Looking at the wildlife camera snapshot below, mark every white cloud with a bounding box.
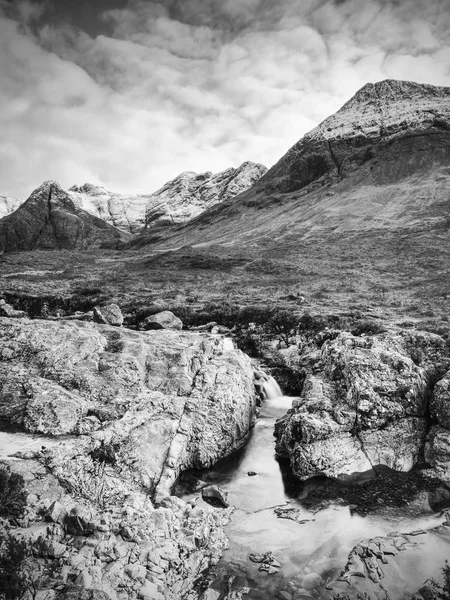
[0,0,449,199]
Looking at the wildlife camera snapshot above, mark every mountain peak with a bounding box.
[346,79,450,107]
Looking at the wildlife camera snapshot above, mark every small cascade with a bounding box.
[262,376,283,400]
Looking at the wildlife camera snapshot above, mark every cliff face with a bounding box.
[144,161,267,228]
[0,180,126,252]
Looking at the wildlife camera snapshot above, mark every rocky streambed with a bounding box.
[1,316,450,600]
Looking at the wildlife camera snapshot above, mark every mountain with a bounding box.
[156,80,450,248]
[143,161,267,228]
[0,194,21,219]
[68,183,151,234]
[0,180,127,252]
[67,161,266,234]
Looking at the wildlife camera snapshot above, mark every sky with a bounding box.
[0,0,449,199]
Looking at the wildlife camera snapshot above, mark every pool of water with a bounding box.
[180,396,450,599]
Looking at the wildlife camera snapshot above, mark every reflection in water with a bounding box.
[180,396,450,599]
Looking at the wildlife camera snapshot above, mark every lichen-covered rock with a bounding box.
[0,299,27,318]
[141,310,183,331]
[425,426,450,478]
[275,330,449,480]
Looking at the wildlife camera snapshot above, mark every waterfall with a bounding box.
[262,376,283,399]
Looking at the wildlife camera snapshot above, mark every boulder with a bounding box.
[425,426,450,478]
[141,311,183,331]
[201,485,230,508]
[93,303,123,327]
[275,330,448,479]
[0,299,27,318]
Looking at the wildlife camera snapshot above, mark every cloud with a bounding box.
[0,0,449,199]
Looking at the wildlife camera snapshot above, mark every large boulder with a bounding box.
[430,369,450,429]
[275,330,449,480]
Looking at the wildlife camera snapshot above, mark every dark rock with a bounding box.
[202,485,230,508]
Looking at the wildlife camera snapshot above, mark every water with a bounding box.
[180,391,450,599]
[0,420,61,459]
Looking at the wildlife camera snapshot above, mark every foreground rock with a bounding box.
[0,316,257,598]
[93,303,124,327]
[275,329,450,480]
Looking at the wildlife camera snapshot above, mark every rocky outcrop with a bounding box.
[0,316,257,598]
[68,183,151,234]
[0,181,127,252]
[275,329,450,480]
[144,161,267,228]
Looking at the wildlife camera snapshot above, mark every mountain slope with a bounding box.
[0,180,127,252]
[153,80,450,248]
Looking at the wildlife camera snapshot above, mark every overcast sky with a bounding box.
[1,0,449,199]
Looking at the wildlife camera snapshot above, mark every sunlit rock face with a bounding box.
[144,161,267,228]
[0,180,126,252]
[275,329,450,479]
[0,316,257,598]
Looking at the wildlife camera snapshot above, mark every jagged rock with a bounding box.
[144,161,267,228]
[141,310,183,331]
[201,485,230,508]
[45,500,68,526]
[0,180,126,252]
[275,330,449,479]
[0,299,27,318]
[93,303,123,327]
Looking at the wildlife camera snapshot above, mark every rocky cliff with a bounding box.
[275,328,450,480]
[0,316,257,598]
[68,184,151,234]
[144,161,267,228]
[0,181,127,252]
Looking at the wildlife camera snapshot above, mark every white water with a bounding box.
[180,389,450,599]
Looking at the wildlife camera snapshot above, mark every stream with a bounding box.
[179,382,450,600]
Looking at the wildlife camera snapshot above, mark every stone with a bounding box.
[45,500,68,526]
[425,426,450,478]
[93,304,124,327]
[140,311,183,331]
[431,370,450,429]
[0,299,27,318]
[201,485,230,508]
[275,330,446,479]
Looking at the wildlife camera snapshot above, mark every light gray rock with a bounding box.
[275,330,448,479]
[0,299,27,318]
[93,303,124,327]
[141,310,183,331]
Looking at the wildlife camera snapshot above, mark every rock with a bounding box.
[0,299,27,318]
[431,370,450,429]
[45,500,68,526]
[275,330,447,479]
[425,426,450,478]
[0,180,126,252]
[144,162,267,229]
[23,381,87,435]
[202,485,230,508]
[247,471,257,477]
[93,304,123,327]
[140,311,183,331]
